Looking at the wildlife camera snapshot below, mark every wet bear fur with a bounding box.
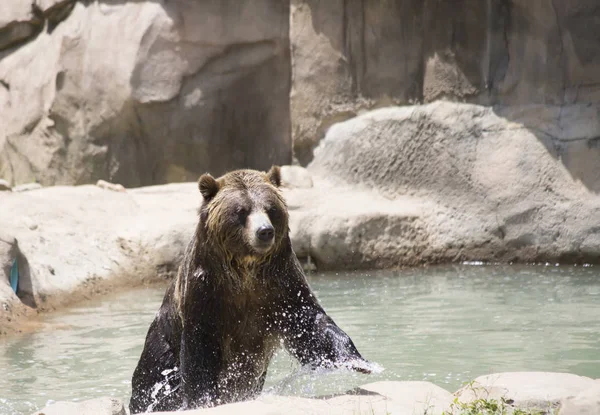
[129,167,370,413]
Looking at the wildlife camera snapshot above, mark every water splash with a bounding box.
[146,367,180,412]
[264,353,384,398]
[340,358,384,375]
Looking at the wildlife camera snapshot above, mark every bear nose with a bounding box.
[256,225,274,242]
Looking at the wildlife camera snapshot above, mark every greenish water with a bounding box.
[1,265,600,414]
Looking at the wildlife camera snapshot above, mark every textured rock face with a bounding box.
[455,372,597,413]
[33,381,453,415]
[291,0,600,163]
[286,180,428,270]
[3,0,599,182]
[31,376,600,414]
[0,182,199,335]
[309,101,600,265]
[0,0,291,187]
[559,382,600,415]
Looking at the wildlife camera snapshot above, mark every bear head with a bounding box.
[197,166,288,263]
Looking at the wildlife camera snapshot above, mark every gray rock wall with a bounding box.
[1,0,599,190]
[0,0,291,187]
[291,0,600,164]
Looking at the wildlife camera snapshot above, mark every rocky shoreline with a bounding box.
[32,372,600,415]
[2,102,600,336]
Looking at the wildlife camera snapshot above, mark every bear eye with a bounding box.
[267,206,278,216]
[237,207,249,224]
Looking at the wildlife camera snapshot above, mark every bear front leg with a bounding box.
[276,264,372,374]
[179,322,221,409]
[283,305,371,373]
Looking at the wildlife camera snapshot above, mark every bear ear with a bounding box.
[266,165,281,188]
[198,174,220,200]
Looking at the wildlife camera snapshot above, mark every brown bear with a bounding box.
[129,167,371,413]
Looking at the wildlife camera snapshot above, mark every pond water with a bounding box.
[1,264,600,414]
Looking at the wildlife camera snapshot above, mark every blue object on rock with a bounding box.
[10,258,18,294]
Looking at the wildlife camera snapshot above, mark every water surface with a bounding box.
[1,264,599,414]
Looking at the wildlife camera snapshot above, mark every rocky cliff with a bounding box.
[0,0,291,186]
[291,0,600,164]
[2,1,599,186]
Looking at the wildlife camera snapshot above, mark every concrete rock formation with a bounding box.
[31,375,600,415]
[34,381,454,415]
[455,372,598,414]
[291,0,600,163]
[0,182,198,335]
[3,1,600,181]
[559,382,600,415]
[0,0,291,187]
[286,178,428,270]
[308,101,600,266]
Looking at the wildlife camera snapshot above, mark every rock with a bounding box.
[32,397,126,415]
[0,0,75,53]
[559,382,600,415]
[13,183,42,192]
[0,0,291,187]
[179,396,333,415]
[0,182,199,334]
[0,179,10,191]
[455,372,597,413]
[0,232,35,335]
[3,0,600,182]
[280,165,313,188]
[0,2,43,51]
[290,1,600,163]
[285,182,428,270]
[96,180,126,193]
[126,381,451,414]
[0,232,19,297]
[353,381,453,415]
[308,101,600,265]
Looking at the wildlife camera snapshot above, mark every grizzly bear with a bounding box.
[129,167,371,413]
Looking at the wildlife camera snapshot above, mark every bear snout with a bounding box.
[247,212,275,252]
[256,225,274,242]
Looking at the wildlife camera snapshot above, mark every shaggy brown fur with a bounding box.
[129,167,369,413]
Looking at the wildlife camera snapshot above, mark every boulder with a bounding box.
[559,382,600,415]
[455,372,597,413]
[140,381,452,415]
[308,101,600,265]
[172,396,334,415]
[285,181,428,269]
[290,0,600,163]
[0,0,291,187]
[0,182,198,334]
[32,397,126,415]
[352,381,453,415]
